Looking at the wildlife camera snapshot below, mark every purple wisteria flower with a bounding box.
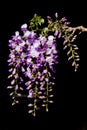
[7,22,58,116]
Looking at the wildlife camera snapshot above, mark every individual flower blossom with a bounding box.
[23,30,31,38]
[33,39,41,48]
[55,12,58,18]
[30,46,40,58]
[27,89,34,98]
[21,23,27,31]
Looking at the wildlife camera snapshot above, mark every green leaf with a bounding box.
[40,18,44,24]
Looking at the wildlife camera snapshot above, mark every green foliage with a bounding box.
[29,13,45,31]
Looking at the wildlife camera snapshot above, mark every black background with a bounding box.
[0,1,87,130]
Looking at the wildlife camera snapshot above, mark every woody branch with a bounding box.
[68,25,87,32]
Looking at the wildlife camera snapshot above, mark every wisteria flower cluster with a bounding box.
[7,12,81,116]
[8,23,58,116]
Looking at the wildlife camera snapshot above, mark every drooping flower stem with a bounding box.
[68,43,79,71]
[45,66,50,112]
[33,86,38,116]
[46,79,49,112]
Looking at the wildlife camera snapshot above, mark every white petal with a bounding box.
[24,31,30,37]
[21,23,27,29]
[15,31,19,36]
[48,35,54,41]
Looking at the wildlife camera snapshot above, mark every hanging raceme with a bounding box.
[7,23,58,116]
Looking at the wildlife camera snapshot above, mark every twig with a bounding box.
[69,26,87,32]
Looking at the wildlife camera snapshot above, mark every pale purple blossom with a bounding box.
[28,89,34,98]
[21,23,27,31]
